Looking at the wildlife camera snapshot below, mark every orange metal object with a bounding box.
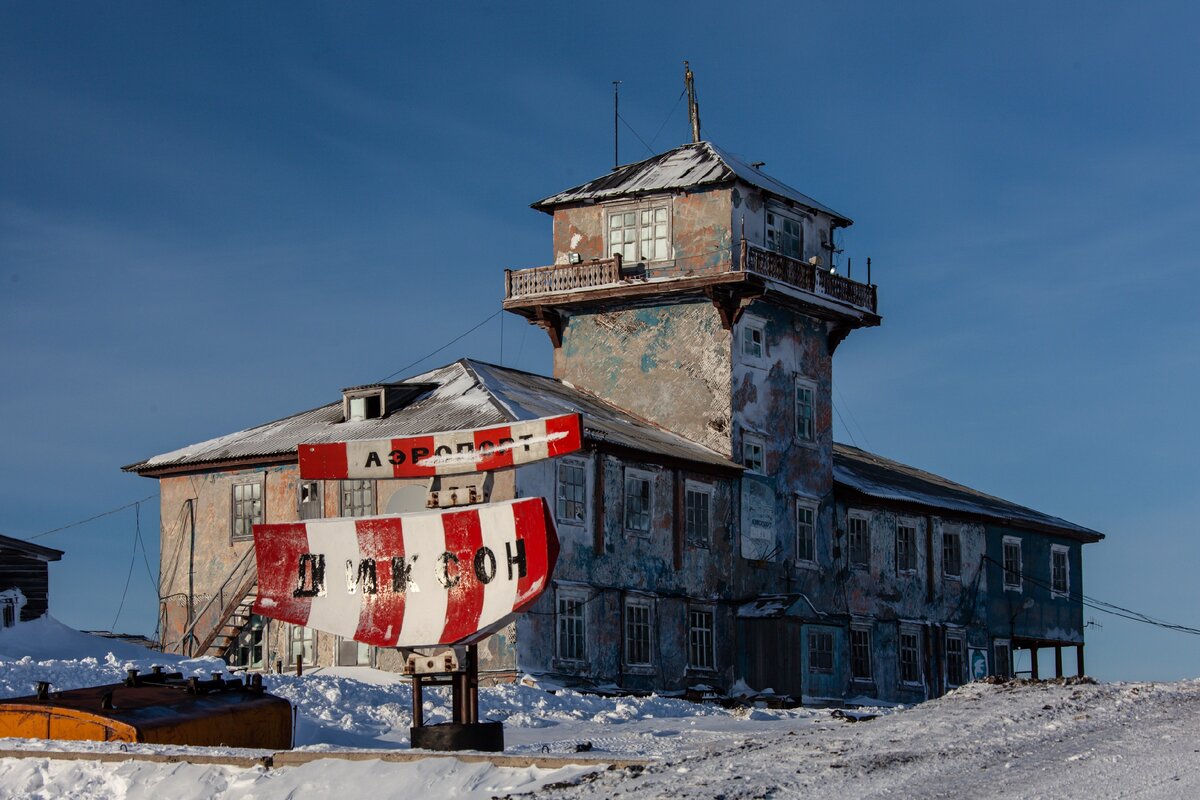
[0,671,292,749]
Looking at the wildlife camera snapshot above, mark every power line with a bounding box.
[19,494,158,542]
[617,113,656,157]
[649,89,687,150]
[110,501,143,633]
[377,309,502,382]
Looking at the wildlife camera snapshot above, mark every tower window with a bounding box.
[741,323,764,360]
[795,378,816,442]
[609,206,670,263]
[766,210,803,259]
[742,434,765,473]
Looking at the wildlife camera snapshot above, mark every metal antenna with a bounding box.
[684,61,701,143]
[612,80,622,171]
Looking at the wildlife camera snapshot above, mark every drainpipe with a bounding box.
[187,498,196,657]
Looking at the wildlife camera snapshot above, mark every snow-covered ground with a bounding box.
[0,617,1196,798]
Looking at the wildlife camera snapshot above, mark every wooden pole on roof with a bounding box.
[684,61,701,143]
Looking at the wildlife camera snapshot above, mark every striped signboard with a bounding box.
[252,497,558,648]
[298,413,583,480]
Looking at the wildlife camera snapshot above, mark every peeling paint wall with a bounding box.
[556,302,733,456]
[985,526,1085,644]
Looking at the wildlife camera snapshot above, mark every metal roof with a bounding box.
[531,141,852,226]
[0,534,63,562]
[833,444,1104,542]
[124,360,738,475]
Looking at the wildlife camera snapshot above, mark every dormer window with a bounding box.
[348,394,381,421]
[609,206,670,263]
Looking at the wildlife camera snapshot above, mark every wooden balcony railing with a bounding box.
[504,243,877,314]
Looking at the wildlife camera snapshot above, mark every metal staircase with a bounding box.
[168,546,259,660]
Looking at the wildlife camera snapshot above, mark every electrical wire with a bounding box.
[618,113,656,157]
[376,309,502,382]
[109,502,142,632]
[19,494,158,542]
[649,89,688,150]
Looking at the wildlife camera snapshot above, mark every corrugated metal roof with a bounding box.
[124,360,737,474]
[833,444,1103,541]
[531,141,852,226]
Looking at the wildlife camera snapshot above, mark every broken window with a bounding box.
[624,598,653,667]
[298,480,322,520]
[942,529,962,579]
[557,591,587,663]
[946,633,965,687]
[795,378,816,442]
[899,628,922,684]
[796,501,817,564]
[688,608,715,670]
[742,435,765,474]
[848,513,870,568]
[231,480,264,541]
[685,483,712,548]
[896,521,917,574]
[1003,537,1023,590]
[741,322,764,360]
[624,471,652,533]
[341,479,375,518]
[766,210,803,259]
[808,629,834,673]
[556,459,587,525]
[1051,545,1069,597]
[850,626,873,681]
[608,206,669,263]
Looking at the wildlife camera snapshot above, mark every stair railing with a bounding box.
[168,546,258,657]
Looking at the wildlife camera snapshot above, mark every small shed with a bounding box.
[0,534,63,625]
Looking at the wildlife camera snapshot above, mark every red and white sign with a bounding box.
[298,413,582,480]
[251,498,559,648]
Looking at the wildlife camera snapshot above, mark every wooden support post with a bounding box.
[412,675,424,728]
[468,644,480,726]
[1030,647,1039,680]
[1077,645,1085,677]
[1054,646,1063,679]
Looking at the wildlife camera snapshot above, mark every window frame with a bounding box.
[847,511,871,569]
[766,207,804,260]
[340,479,376,518]
[555,457,588,527]
[896,518,918,575]
[1002,536,1023,591]
[1050,544,1070,598]
[555,587,589,665]
[739,316,767,366]
[899,625,923,686]
[684,480,714,549]
[288,624,315,667]
[742,433,766,474]
[849,624,874,682]
[623,595,655,669]
[623,468,654,535]
[994,638,1012,679]
[795,499,818,566]
[687,606,716,672]
[941,526,963,581]
[607,203,671,264]
[794,376,817,443]
[231,477,265,542]
[945,629,966,688]
[807,628,834,675]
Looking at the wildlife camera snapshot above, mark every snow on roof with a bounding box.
[833,443,1103,541]
[124,360,737,474]
[531,141,852,226]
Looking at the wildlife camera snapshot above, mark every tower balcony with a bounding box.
[504,241,877,319]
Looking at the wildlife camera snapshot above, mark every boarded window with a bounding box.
[624,473,651,533]
[796,503,816,563]
[557,594,586,662]
[341,480,375,518]
[298,481,322,520]
[850,626,873,681]
[897,522,917,574]
[232,481,263,541]
[942,530,962,579]
[848,515,870,567]
[624,600,653,666]
[685,485,711,548]
[688,609,715,670]
[556,460,586,525]
[808,630,834,673]
[900,630,922,684]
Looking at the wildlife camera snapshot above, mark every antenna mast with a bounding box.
[684,61,701,143]
[612,80,621,170]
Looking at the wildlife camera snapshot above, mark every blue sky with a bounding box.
[2,2,1198,680]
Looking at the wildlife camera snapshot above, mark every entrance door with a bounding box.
[337,636,372,666]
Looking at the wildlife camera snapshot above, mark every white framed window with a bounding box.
[288,625,315,667]
[231,479,264,541]
[556,588,588,663]
[945,630,965,687]
[899,626,923,685]
[795,500,817,565]
[608,205,670,263]
[766,209,803,259]
[688,607,715,671]
[1051,545,1069,597]
[994,639,1012,678]
[740,318,766,363]
[794,377,816,443]
[556,457,587,526]
[742,433,765,474]
[942,527,962,580]
[1003,536,1023,591]
[807,629,834,674]
[341,479,375,517]
[624,469,653,534]
[624,596,654,667]
[847,511,870,568]
[896,519,918,574]
[685,481,713,548]
[850,624,873,682]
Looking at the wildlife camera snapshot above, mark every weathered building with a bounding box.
[126,140,1102,703]
[0,534,63,626]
